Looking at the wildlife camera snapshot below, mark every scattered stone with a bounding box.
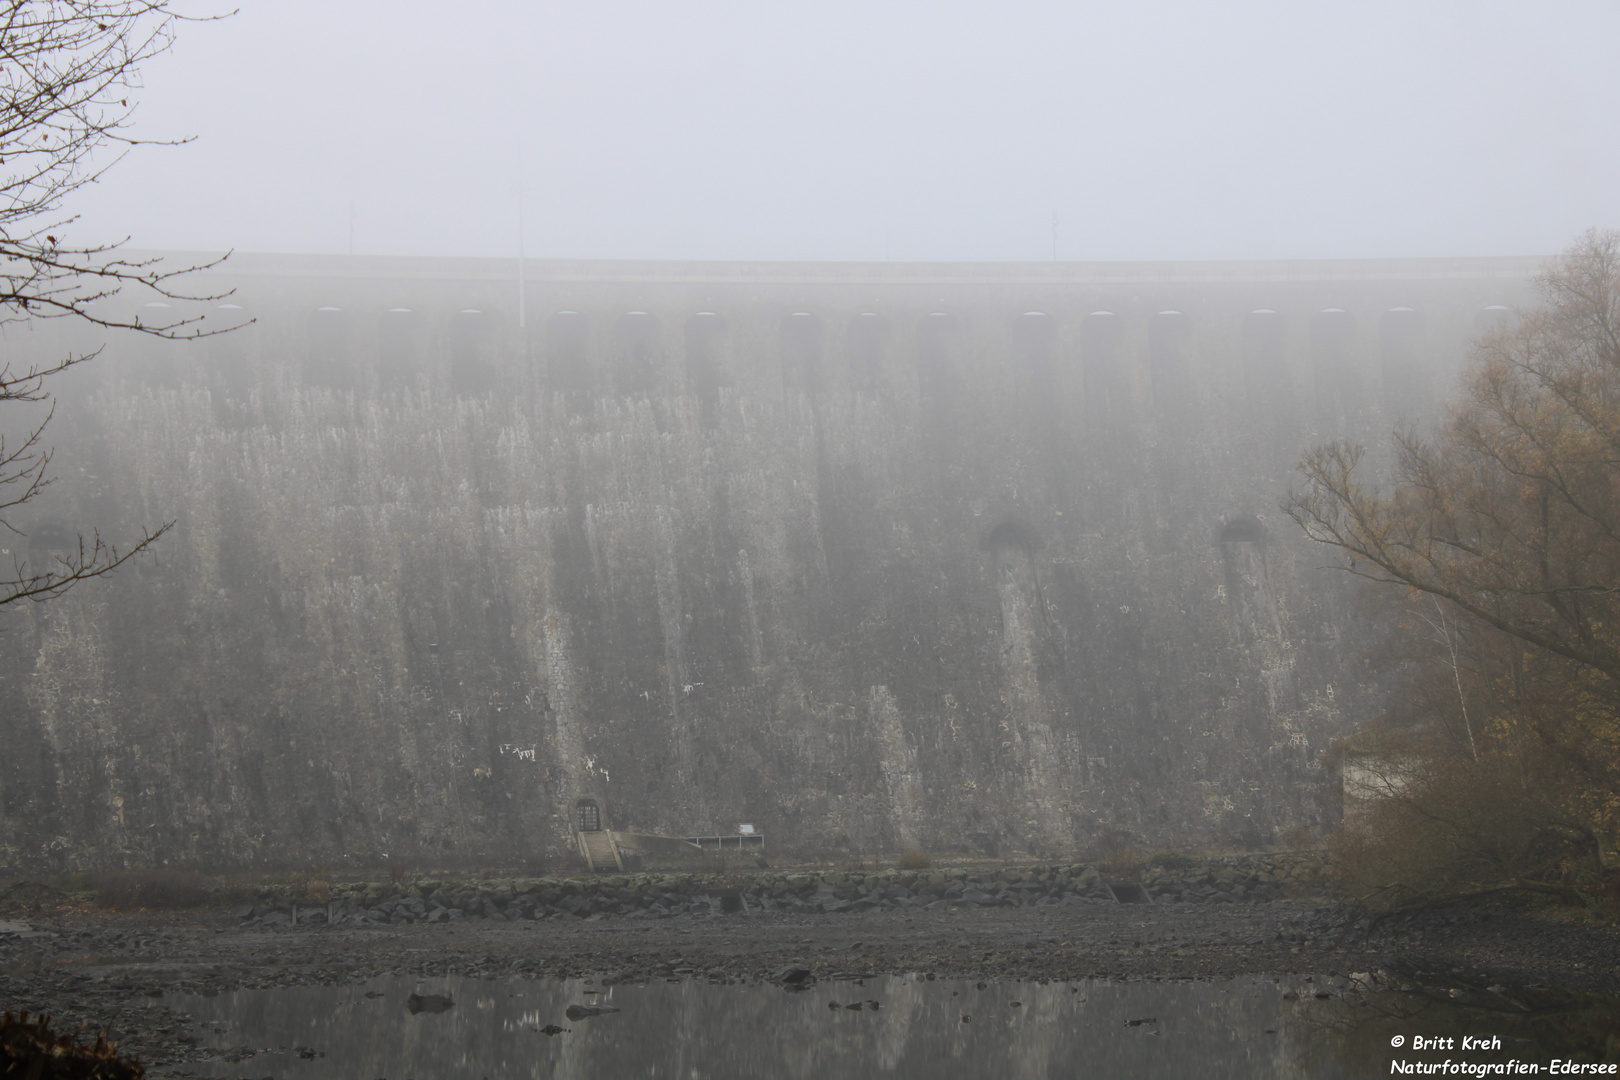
[405,993,454,1014]
[564,1004,621,1021]
[774,964,814,986]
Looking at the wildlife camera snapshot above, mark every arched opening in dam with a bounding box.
[449,308,495,397]
[779,311,823,395]
[615,311,660,400]
[846,311,888,395]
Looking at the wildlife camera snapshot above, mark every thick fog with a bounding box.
[68,0,1620,263]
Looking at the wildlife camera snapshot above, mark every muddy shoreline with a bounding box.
[3,898,1619,1076]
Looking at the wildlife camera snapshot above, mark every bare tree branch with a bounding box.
[1300,231,1620,906]
[0,2,240,611]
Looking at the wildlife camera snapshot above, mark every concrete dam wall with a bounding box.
[0,253,1540,871]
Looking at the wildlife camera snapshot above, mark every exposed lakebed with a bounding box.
[161,972,1619,1080]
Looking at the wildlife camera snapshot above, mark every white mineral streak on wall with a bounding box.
[653,502,688,698]
[992,540,1067,844]
[494,502,556,795]
[736,548,764,671]
[637,411,691,718]
[1221,528,1306,766]
[724,394,824,659]
[27,597,118,849]
[653,500,696,792]
[869,685,925,849]
[1224,538,1283,642]
[543,610,589,811]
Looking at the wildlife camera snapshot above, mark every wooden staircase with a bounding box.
[576,829,623,873]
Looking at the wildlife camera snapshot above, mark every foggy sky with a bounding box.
[67,0,1620,263]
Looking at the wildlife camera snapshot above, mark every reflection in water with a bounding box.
[167,973,1618,1080]
[1292,978,1620,1077]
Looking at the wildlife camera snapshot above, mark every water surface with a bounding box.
[165,972,1617,1079]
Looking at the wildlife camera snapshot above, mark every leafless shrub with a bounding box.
[1144,850,1196,871]
[1330,729,1598,910]
[89,869,210,910]
[286,869,330,900]
[1,1010,143,1079]
[896,849,932,871]
[1278,824,1318,852]
[1095,845,1141,882]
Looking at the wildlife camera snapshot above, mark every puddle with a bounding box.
[161,973,1619,1079]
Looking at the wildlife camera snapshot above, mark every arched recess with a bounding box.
[984,519,1040,557]
[1012,311,1056,396]
[1148,310,1193,418]
[615,312,660,399]
[846,312,888,394]
[1311,308,1360,437]
[136,300,178,380]
[1474,304,1516,337]
[983,520,1049,673]
[684,312,727,415]
[985,520,1042,584]
[206,303,252,401]
[1219,516,1278,638]
[1240,309,1289,405]
[206,303,248,361]
[1080,311,1127,419]
[546,311,593,408]
[779,312,823,394]
[449,308,496,397]
[1379,307,1429,421]
[304,306,353,389]
[377,308,421,393]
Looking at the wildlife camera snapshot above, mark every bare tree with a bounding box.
[1288,229,1620,903]
[0,1,235,607]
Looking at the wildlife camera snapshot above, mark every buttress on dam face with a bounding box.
[0,252,1539,871]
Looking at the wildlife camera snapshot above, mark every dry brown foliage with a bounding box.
[1293,231,1620,907]
[88,870,209,911]
[895,849,932,871]
[1,1010,144,1078]
[286,869,331,901]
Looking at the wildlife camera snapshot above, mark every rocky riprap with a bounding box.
[236,854,1332,929]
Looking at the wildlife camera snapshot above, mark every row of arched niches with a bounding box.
[126,296,1523,436]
